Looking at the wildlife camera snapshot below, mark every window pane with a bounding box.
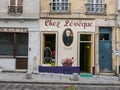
[80,34,91,41]
[18,0,23,6]
[10,0,15,5]
[65,0,68,3]
[96,0,102,4]
[61,3,64,7]
[52,0,69,12]
[16,33,28,56]
[88,4,94,12]
[53,0,55,3]
[91,0,94,3]
[52,7,56,10]
[99,34,109,40]
[57,0,59,3]
[88,0,94,3]
[57,7,60,10]
[65,7,68,11]
[62,7,64,10]
[53,3,56,6]
[0,33,14,56]
[62,0,64,2]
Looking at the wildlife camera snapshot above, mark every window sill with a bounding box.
[0,55,14,58]
[8,13,23,16]
[16,56,28,58]
[86,12,106,16]
[49,11,71,15]
[0,55,28,58]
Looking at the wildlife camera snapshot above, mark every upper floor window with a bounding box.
[8,0,23,14]
[86,0,106,14]
[50,0,70,13]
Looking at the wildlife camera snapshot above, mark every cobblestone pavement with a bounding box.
[0,83,120,90]
[0,72,120,90]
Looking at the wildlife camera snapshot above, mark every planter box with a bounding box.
[39,66,80,74]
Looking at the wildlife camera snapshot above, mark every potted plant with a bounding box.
[61,57,74,66]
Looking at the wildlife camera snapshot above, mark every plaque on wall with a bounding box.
[44,47,52,63]
[0,28,28,33]
[63,28,73,46]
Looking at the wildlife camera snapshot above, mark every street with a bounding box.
[0,82,120,90]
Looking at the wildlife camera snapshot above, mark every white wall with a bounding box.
[28,31,39,73]
[0,59,15,70]
[118,0,120,10]
[95,19,115,27]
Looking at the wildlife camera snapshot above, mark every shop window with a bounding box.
[16,33,28,56]
[43,34,56,64]
[80,34,91,41]
[0,33,14,56]
[99,34,109,40]
[0,32,28,57]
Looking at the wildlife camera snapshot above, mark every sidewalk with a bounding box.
[0,72,120,85]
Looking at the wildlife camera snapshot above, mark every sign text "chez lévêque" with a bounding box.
[44,19,94,29]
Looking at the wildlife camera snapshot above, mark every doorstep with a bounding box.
[2,69,27,73]
[99,73,115,76]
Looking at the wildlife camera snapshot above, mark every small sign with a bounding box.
[115,50,120,56]
[0,28,28,33]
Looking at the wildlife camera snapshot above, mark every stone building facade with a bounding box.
[0,0,120,75]
[40,0,120,75]
[0,0,39,73]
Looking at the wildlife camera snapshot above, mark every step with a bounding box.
[99,73,115,76]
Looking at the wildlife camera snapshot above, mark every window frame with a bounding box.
[0,33,14,57]
[86,0,106,14]
[50,0,70,13]
[41,31,58,66]
[8,0,23,14]
[0,32,28,58]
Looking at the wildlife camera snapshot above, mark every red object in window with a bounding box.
[52,50,56,57]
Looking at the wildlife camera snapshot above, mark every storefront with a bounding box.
[0,28,28,69]
[39,19,95,74]
[0,20,39,73]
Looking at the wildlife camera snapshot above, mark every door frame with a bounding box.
[77,32,94,73]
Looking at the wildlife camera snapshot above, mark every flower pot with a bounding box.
[51,62,55,66]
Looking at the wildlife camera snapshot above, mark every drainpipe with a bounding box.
[115,0,119,75]
[115,0,118,26]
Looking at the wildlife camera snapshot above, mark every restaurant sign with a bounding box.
[44,19,94,29]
